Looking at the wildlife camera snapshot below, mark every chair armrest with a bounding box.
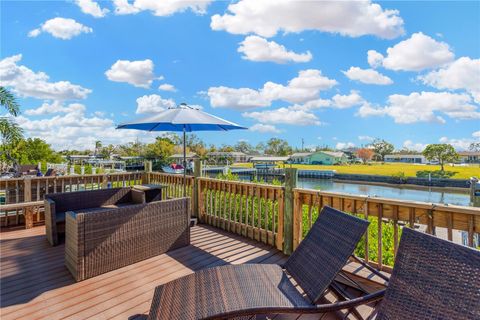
[131,189,146,204]
[44,198,58,246]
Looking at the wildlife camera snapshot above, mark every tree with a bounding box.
[94,141,102,156]
[422,144,458,171]
[356,148,374,164]
[99,144,116,159]
[371,139,394,161]
[469,142,480,152]
[0,87,23,170]
[16,138,62,165]
[218,144,234,152]
[234,141,253,154]
[143,136,175,167]
[117,140,145,156]
[265,138,292,156]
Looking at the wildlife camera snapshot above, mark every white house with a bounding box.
[384,154,427,164]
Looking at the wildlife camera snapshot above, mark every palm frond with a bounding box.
[0,86,20,116]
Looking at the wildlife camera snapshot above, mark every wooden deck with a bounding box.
[1,224,291,320]
[0,224,383,320]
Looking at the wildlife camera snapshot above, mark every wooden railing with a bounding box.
[197,178,284,250]
[1,172,144,203]
[1,168,479,272]
[293,188,480,271]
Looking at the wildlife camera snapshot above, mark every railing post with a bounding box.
[192,159,202,219]
[144,161,152,184]
[24,177,32,202]
[283,168,297,255]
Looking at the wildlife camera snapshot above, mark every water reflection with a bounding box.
[298,178,469,206]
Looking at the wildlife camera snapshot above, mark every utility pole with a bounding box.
[301,138,304,151]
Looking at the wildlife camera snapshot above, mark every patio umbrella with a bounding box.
[116,103,247,196]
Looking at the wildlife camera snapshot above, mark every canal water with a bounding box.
[298,178,470,206]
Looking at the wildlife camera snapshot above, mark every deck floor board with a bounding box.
[0,225,289,320]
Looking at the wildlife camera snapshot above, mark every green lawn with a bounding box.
[233,162,480,180]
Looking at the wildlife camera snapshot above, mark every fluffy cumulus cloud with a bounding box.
[105,59,157,88]
[208,69,337,109]
[357,91,480,124]
[439,136,479,151]
[0,54,91,100]
[367,50,384,68]
[249,123,281,133]
[403,140,427,152]
[211,0,404,39]
[336,142,355,150]
[331,91,364,108]
[158,83,177,92]
[343,67,393,85]
[473,131,480,138]
[136,94,176,114]
[113,0,211,16]
[238,36,312,63]
[75,0,109,18]
[358,135,374,142]
[372,32,454,71]
[28,17,93,40]
[15,102,155,150]
[243,107,321,126]
[419,57,480,103]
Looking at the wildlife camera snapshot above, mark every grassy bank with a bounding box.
[233,162,479,180]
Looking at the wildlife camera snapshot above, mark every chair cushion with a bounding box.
[149,264,311,320]
[57,203,137,223]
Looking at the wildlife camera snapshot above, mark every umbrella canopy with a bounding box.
[116,104,247,132]
[116,103,247,197]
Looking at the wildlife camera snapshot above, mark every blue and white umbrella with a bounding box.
[116,103,247,196]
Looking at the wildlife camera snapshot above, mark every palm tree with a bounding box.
[0,86,23,170]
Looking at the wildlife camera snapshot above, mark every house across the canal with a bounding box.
[288,151,348,165]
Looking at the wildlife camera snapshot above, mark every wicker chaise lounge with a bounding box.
[44,187,145,246]
[148,206,377,320]
[148,212,480,319]
[65,197,191,281]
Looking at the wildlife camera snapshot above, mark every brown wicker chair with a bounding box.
[148,206,377,320]
[44,187,145,246]
[374,227,480,320]
[65,197,190,282]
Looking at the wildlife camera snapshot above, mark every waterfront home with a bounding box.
[384,154,427,164]
[288,151,349,165]
[169,152,199,162]
[458,151,480,164]
[207,151,250,164]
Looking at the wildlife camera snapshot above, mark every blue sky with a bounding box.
[1,0,479,151]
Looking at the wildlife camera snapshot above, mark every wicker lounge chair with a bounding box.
[374,227,480,320]
[148,206,379,320]
[65,197,190,282]
[45,187,145,246]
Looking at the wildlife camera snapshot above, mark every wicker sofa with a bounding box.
[65,197,190,282]
[44,188,146,246]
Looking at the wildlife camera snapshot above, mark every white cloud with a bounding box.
[243,107,321,126]
[343,67,393,85]
[380,32,454,71]
[402,140,427,152]
[28,17,93,40]
[113,0,212,16]
[25,101,85,116]
[211,0,404,39]
[158,83,177,92]
[419,57,480,103]
[439,136,478,151]
[336,142,355,150]
[0,54,91,100]
[331,91,364,108]
[358,135,374,142]
[105,59,157,88]
[136,94,176,114]
[473,131,480,138]
[249,123,281,133]
[367,50,384,68]
[357,91,480,124]
[75,0,109,18]
[208,69,337,109]
[208,87,270,110]
[15,103,156,150]
[238,36,312,63]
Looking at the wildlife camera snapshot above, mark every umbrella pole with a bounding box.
[183,127,186,198]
